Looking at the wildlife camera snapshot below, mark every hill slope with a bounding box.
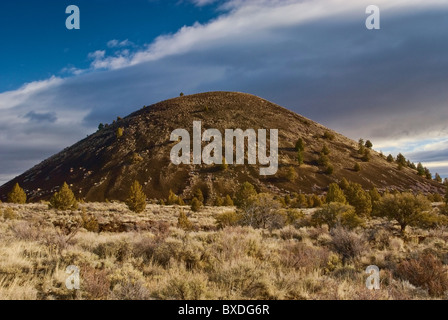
[0,92,443,203]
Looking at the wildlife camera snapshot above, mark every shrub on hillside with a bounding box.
[297,150,304,166]
[445,186,448,205]
[223,195,234,206]
[215,211,241,229]
[326,183,346,204]
[178,210,193,231]
[295,138,305,152]
[80,209,99,232]
[190,197,202,212]
[361,149,370,162]
[374,192,431,233]
[291,193,307,208]
[126,181,146,213]
[344,182,372,217]
[193,188,204,204]
[130,152,143,164]
[3,207,18,220]
[7,183,27,204]
[282,166,298,182]
[338,178,350,190]
[168,189,184,205]
[234,182,257,209]
[49,182,78,210]
[308,194,323,208]
[323,131,335,140]
[312,202,363,230]
[116,127,124,138]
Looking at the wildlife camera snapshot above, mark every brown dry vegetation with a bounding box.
[1,201,448,300]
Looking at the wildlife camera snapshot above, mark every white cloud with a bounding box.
[107,39,135,48]
[86,0,448,71]
[190,0,217,7]
[0,76,62,111]
[87,50,106,60]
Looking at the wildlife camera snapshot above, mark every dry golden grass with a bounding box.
[1,201,448,300]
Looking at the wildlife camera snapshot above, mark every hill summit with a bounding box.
[0,92,443,203]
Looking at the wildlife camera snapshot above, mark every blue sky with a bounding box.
[1,0,448,185]
[0,0,219,91]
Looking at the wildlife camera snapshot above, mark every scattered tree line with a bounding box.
[4,175,448,236]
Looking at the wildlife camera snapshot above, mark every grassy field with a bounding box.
[1,202,448,300]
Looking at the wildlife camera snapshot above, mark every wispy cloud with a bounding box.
[24,111,57,123]
[189,0,217,7]
[107,39,135,48]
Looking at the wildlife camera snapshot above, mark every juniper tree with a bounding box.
[7,183,27,204]
[312,202,362,230]
[285,166,298,182]
[323,131,335,140]
[223,194,234,206]
[375,192,431,234]
[344,182,372,217]
[358,139,365,155]
[178,209,192,230]
[297,150,304,166]
[325,164,334,175]
[49,182,78,210]
[321,144,330,155]
[126,181,146,213]
[369,187,381,209]
[234,182,257,209]
[417,162,425,176]
[396,153,407,167]
[425,167,432,180]
[167,189,178,205]
[317,153,329,167]
[190,197,202,212]
[295,138,305,152]
[445,186,448,205]
[338,178,350,190]
[116,127,124,139]
[326,183,347,204]
[361,149,370,162]
[214,196,224,206]
[193,188,204,204]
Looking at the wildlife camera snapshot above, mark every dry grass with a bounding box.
[1,201,448,300]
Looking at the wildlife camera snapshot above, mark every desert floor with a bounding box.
[1,202,447,300]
